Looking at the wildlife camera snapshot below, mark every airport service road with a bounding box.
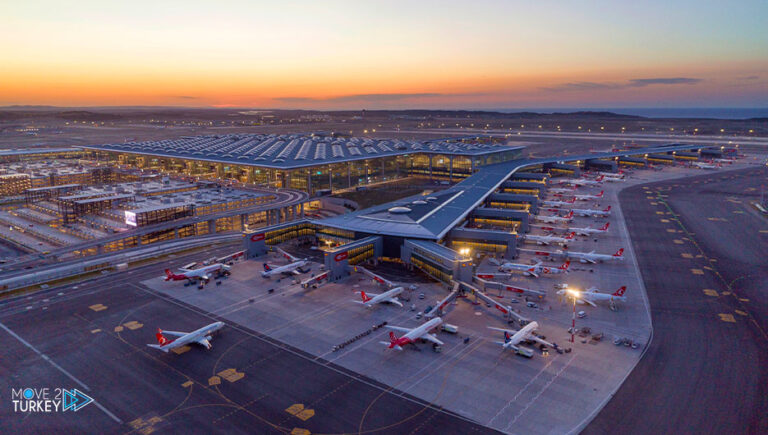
[0,250,491,434]
[586,166,768,434]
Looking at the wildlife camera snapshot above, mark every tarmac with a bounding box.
[586,165,768,434]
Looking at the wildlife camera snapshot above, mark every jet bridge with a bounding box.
[473,275,546,299]
[323,236,383,281]
[459,280,529,325]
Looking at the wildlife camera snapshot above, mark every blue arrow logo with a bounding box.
[62,388,93,412]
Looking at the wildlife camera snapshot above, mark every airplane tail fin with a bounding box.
[164,269,173,281]
[604,205,612,212]
[596,175,604,182]
[597,190,604,197]
[566,210,574,219]
[566,231,576,240]
[568,197,576,203]
[560,260,571,271]
[504,331,512,343]
[600,222,610,231]
[361,291,372,303]
[388,331,399,349]
[263,263,271,271]
[614,248,624,257]
[155,328,168,346]
[613,286,627,297]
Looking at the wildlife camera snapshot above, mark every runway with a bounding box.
[585,166,768,434]
[0,248,494,434]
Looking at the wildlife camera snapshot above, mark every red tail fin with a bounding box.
[560,260,571,270]
[566,211,574,219]
[600,222,610,231]
[597,190,604,197]
[388,331,399,348]
[566,232,575,240]
[156,328,168,345]
[614,248,624,257]
[604,205,612,212]
[613,286,627,297]
[164,269,173,281]
[263,263,271,271]
[568,197,576,203]
[596,175,604,181]
[361,291,372,302]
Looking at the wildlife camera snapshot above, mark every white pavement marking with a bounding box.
[0,322,123,424]
[487,354,559,427]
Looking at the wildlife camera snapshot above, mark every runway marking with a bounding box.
[703,289,718,297]
[660,219,669,223]
[91,328,102,333]
[691,269,704,275]
[733,210,745,214]
[655,211,664,215]
[0,322,123,424]
[123,320,144,330]
[681,253,693,259]
[171,345,191,355]
[114,326,124,332]
[673,239,684,244]
[666,229,676,233]
[181,380,193,388]
[735,310,748,316]
[760,230,768,234]
[285,403,315,421]
[291,429,311,435]
[217,368,245,383]
[707,217,728,222]
[208,376,221,386]
[718,313,736,323]
[739,298,750,302]
[89,303,108,312]
[650,202,658,205]
[722,291,732,296]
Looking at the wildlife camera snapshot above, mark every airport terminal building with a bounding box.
[83,133,524,194]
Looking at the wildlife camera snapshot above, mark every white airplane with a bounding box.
[557,286,627,307]
[691,161,720,169]
[147,322,225,353]
[524,231,575,246]
[599,170,625,179]
[573,190,604,201]
[488,322,553,351]
[558,175,604,186]
[498,260,570,277]
[164,263,231,283]
[540,197,576,208]
[572,205,611,217]
[713,158,733,164]
[569,222,610,236]
[381,317,444,350]
[533,210,574,224]
[261,248,310,278]
[548,187,577,194]
[353,287,404,308]
[566,248,624,264]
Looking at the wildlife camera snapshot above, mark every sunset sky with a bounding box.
[1,0,766,109]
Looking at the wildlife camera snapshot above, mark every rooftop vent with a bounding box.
[388,206,412,214]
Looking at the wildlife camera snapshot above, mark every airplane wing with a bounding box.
[385,325,413,333]
[278,248,299,263]
[421,333,444,346]
[196,338,212,349]
[382,297,403,307]
[292,269,301,276]
[582,298,598,307]
[488,326,518,335]
[530,336,554,347]
[160,330,189,337]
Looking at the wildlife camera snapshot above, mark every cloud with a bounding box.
[628,77,702,86]
[737,75,759,81]
[542,77,702,92]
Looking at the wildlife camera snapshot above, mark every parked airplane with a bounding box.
[540,197,576,208]
[713,158,733,164]
[488,322,553,351]
[524,231,575,246]
[573,190,604,201]
[382,317,444,350]
[558,175,604,186]
[164,263,231,283]
[566,248,624,264]
[599,170,625,179]
[498,260,570,277]
[147,322,225,352]
[557,285,627,308]
[548,187,577,194]
[691,161,720,169]
[572,205,611,217]
[533,210,574,224]
[569,222,610,236]
[353,287,404,308]
[261,248,310,278]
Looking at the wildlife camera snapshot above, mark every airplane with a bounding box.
[353,287,404,308]
[533,210,574,224]
[498,260,570,277]
[569,222,610,236]
[566,248,624,264]
[524,231,575,246]
[147,322,225,353]
[548,187,577,194]
[540,197,576,208]
[557,286,627,307]
[691,161,720,169]
[572,205,611,217]
[598,170,625,179]
[488,321,554,351]
[713,158,733,164]
[164,263,231,283]
[381,317,444,350]
[573,190,604,201]
[261,248,311,278]
[558,175,604,187]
